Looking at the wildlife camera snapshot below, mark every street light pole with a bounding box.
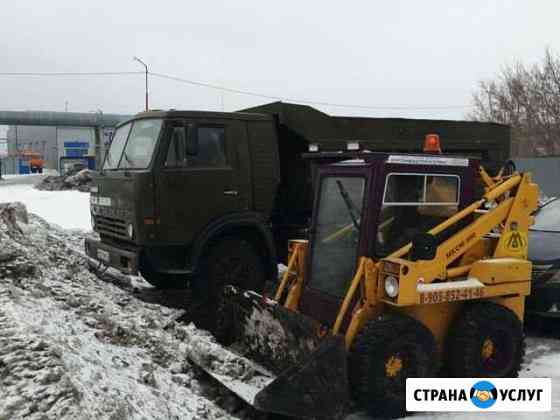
[133,56,149,111]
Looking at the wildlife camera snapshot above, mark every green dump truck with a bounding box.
[85,102,510,303]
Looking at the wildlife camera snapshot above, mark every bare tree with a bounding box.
[469,49,560,157]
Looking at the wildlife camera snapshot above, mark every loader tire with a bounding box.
[446,302,524,378]
[349,313,438,419]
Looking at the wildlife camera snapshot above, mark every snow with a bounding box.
[0,184,91,230]
[0,205,239,420]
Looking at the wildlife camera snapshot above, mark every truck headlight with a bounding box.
[384,275,399,298]
[127,224,134,239]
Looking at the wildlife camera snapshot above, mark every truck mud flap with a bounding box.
[185,286,349,419]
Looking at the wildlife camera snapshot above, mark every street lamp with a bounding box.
[133,56,149,111]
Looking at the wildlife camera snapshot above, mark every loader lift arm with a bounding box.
[338,170,538,348]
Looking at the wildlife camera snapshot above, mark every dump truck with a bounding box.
[85,103,511,304]
[185,136,539,419]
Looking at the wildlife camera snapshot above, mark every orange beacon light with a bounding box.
[423,134,442,153]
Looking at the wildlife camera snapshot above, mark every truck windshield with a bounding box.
[103,118,163,170]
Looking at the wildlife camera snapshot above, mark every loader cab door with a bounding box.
[298,163,373,327]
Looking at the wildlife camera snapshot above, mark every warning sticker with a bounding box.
[503,231,528,253]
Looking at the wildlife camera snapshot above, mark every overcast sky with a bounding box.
[0,1,558,120]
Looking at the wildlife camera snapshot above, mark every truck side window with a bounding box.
[190,126,227,167]
[165,126,186,167]
[376,173,460,256]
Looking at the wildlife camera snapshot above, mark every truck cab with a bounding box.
[86,110,280,295]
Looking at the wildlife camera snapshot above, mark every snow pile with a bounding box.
[0,202,238,420]
[35,167,93,193]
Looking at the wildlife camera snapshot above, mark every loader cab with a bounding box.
[300,151,478,327]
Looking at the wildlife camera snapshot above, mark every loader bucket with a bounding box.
[185,286,349,419]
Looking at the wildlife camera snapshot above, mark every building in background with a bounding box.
[0,111,130,174]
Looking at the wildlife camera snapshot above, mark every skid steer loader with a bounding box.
[186,136,539,419]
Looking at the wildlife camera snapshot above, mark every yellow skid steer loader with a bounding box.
[186,140,539,419]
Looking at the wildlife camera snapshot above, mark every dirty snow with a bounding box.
[0,203,241,420]
[183,324,275,405]
[35,168,93,193]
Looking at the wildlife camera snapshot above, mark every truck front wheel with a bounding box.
[191,238,266,330]
[196,237,266,298]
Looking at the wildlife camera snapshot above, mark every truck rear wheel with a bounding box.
[349,313,438,419]
[446,302,524,377]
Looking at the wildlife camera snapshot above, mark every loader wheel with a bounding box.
[349,313,438,419]
[446,302,524,378]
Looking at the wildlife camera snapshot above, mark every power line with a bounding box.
[0,70,471,111]
[0,71,143,76]
[149,71,470,110]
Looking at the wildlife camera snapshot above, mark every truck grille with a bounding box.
[95,215,128,240]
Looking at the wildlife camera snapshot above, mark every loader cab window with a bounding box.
[310,176,366,298]
[376,173,459,256]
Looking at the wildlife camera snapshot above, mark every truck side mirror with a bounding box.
[186,124,198,156]
[410,233,438,261]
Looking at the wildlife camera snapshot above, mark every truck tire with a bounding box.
[191,238,265,331]
[195,237,266,299]
[349,313,438,419]
[446,302,524,378]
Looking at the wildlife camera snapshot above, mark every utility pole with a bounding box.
[133,56,149,111]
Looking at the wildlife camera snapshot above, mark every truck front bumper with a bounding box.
[85,238,139,275]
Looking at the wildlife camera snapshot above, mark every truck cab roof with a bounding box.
[120,109,273,127]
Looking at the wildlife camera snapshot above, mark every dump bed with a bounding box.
[241,101,510,227]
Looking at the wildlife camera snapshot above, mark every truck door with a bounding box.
[155,118,251,244]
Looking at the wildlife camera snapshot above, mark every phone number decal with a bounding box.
[419,287,484,304]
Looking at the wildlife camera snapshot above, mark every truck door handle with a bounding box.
[223,190,238,196]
